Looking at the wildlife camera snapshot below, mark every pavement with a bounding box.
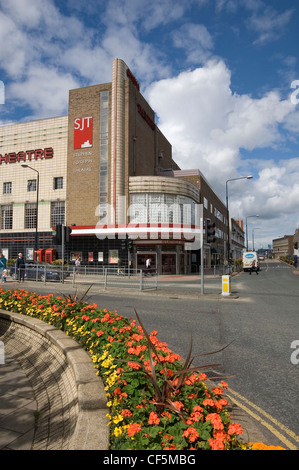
[0,351,37,450]
[0,268,297,451]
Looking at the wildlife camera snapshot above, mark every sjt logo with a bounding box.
[74,116,93,149]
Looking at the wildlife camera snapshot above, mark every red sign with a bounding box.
[0,148,54,165]
[126,68,140,91]
[137,104,155,130]
[74,116,93,149]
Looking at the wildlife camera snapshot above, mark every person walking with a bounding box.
[75,256,81,274]
[0,254,6,281]
[16,253,25,282]
[249,259,258,275]
[145,256,151,276]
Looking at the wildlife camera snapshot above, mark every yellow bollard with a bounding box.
[222,275,231,296]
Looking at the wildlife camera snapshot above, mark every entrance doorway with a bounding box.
[162,253,176,274]
[136,253,157,273]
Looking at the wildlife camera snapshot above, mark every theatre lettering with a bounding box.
[0,147,54,165]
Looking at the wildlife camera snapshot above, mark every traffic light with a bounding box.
[65,226,72,242]
[120,237,127,251]
[205,218,216,244]
[53,224,62,245]
[127,238,133,250]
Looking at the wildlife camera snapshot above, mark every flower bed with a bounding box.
[0,287,284,451]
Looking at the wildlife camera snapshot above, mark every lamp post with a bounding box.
[21,164,39,256]
[226,176,253,266]
[246,214,259,250]
[252,227,260,250]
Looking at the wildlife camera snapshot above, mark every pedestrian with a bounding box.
[75,256,81,273]
[0,253,6,281]
[249,259,258,275]
[1,269,7,282]
[145,256,151,275]
[16,252,25,282]
[294,255,298,269]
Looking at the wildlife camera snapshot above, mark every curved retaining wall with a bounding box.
[0,310,109,450]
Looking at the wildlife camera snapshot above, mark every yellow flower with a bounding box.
[112,414,123,424]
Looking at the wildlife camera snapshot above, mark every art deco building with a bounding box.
[0,59,228,273]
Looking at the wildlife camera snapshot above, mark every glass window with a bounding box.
[54,177,63,189]
[27,179,37,191]
[3,182,12,194]
[51,201,65,226]
[1,205,13,229]
[25,203,37,229]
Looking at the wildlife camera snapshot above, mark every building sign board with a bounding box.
[74,116,93,149]
[0,148,54,165]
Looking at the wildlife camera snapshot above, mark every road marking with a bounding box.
[225,387,299,450]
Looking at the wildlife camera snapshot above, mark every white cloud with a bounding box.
[247,6,294,45]
[9,65,79,118]
[172,23,214,64]
[146,59,299,244]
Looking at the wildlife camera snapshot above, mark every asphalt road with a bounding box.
[1,258,298,449]
[82,259,299,448]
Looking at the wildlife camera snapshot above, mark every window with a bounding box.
[1,205,13,229]
[27,179,37,192]
[3,182,12,194]
[53,177,63,189]
[25,203,37,229]
[51,201,65,226]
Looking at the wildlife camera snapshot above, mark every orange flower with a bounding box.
[199,373,207,381]
[212,386,223,395]
[206,413,224,431]
[127,361,142,370]
[202,398,214,408]
[182,427,199,443]
[249,442,286,450]
[228,423,243,435]
[148,411,160,425]
[127,423,142,437]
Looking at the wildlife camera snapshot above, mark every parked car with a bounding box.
[10,261,69,282]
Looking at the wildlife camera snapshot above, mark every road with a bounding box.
[84,259,299,448]
[2,259,298,449]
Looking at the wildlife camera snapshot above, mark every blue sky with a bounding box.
[1,0,299,248]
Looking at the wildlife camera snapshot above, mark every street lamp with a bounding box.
[21,164,39,255]
[252,227,260,250]
[246,214,259,250]
[226,176,253,264]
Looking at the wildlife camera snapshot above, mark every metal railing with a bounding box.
[70,266,158,291]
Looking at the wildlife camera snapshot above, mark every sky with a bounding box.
[1,0,299,249]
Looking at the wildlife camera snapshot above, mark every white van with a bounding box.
[242,251,259,272]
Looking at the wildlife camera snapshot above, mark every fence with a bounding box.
[8,263,158,291]
[71,266,158,291]
[8,262,237,291]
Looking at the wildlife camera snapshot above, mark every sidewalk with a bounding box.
[0,351,37,450]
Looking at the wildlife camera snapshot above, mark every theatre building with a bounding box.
[0,58,228,274]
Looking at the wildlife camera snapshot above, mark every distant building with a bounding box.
[230,219,245,259]
[272,235,293,259]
